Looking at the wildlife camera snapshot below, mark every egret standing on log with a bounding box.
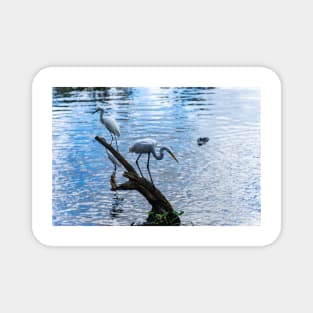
[93,107,121,151]
[129,138,178,186]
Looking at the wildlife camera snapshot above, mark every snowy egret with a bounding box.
[93,107,120,150]
[129,138,178,185]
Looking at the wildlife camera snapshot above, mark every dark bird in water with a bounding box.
[197,137,210,146]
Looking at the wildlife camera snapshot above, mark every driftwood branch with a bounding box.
[95,136,180,225]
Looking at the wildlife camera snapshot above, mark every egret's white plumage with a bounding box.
[93,107,120,150]
[129,138,178,185]
[101,116,121,137]
[129,138,158,154]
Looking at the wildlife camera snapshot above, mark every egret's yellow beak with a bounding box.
[168,151,179,163]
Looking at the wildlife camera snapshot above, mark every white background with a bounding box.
[32,67,281,246]
[0,0,311,312]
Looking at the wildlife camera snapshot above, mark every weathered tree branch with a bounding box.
[95,136,181,225]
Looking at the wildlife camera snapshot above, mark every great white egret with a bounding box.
[93,107,121,150]
[129,138,178,185]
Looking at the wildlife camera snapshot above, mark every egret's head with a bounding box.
[92,106,104,114]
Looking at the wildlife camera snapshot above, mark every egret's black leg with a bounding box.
[136,154,144,177]
[110,133,114,145]
[114,164,117,174]
[114,135,119,151]
[147,153,155,186]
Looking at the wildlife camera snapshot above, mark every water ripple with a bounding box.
[52,87,260,226]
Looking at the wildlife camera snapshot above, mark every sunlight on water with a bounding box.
[52,87,260,226]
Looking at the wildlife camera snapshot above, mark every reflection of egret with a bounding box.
[105,149,123,215]
[110,193,124,217]
[129,138,178,185]
[105,149,120,196]
[93,107,120,150]
[106,150,121,173]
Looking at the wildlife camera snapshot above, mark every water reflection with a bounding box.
[53,87,260,226]
[110,193,124,218]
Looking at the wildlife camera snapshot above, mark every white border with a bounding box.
[32,67,281,246]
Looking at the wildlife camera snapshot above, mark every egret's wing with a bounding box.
[129,138,157,153]
[138,138,158,145]
[103,117,121,137]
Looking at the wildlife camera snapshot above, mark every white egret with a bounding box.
[129,138,178,185]
[93,107,121,150]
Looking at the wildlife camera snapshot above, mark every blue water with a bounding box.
[52,87,260,226]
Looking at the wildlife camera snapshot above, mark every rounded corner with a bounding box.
[31,225,53,248]
[32,66,56,88]
[260,224,282,247]
[258,66,282,88]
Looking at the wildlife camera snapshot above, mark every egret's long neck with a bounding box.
[99,109,105,123]
[151,147,167,160]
